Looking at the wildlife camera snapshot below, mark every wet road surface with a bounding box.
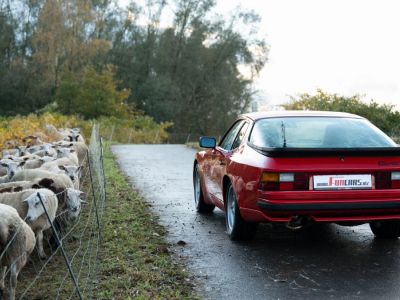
[113,145,400,300]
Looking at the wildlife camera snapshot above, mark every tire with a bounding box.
[370,220,400,239]
[225,182,258,240]
[193,164,215,213]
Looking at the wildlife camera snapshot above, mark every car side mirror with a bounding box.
[199,137,216,149]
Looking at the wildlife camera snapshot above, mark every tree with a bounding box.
[284,89,400,138]
[57,66,130,119]
[109,0,268,134]
[0,0,268,129]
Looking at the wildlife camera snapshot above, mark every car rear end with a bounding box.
[256,154,400,223]
[247,114,400,228]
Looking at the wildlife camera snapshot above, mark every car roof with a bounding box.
[241,110,365,121]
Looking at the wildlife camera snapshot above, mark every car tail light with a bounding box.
[375,171,400,189]
[294,173,309,191]
[375,172,391,189]
[259,172,308,191]
[391,172,400,189]
[259,172,280,191]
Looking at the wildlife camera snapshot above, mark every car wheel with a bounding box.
[370,221,400,239]
[193,164,215,213]
[225,182,258,240]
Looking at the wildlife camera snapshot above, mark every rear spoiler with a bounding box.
[248,143,400,158]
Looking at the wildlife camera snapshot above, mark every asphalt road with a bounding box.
[113,144,400,300]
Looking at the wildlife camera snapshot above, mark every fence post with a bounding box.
[37,192,83,300]
[100,137,107,205]
[153,130,160,144]
[109,126,115,142]
[128,128,133,144]
[185,133,191,144]
[87,149,102,240]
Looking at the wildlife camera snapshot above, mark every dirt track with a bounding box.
[113,144,400,300]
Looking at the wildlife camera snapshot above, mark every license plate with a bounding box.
[313,174,372,190]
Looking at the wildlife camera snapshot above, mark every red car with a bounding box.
[193,111,400,240]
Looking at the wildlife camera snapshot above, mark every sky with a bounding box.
[120,0,400,110]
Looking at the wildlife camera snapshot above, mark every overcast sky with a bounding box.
[120,0,400,109]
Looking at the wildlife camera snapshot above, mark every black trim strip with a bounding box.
[248,143,400,158]
[257,201,400,211]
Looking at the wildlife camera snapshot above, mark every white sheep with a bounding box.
[0,181,32,194]
[65,188,86,221]
[26,144,43,155]
[44,124,66,141]
[55,142,88,166]
[24,156,56,170]
[55,148,79,166]
[10,171,80,225]
[0,161,25,184]
[14,146,28,157]
[0,189,58,259]
[40,159,81,188]
[3,154,41,163]
[0,176,83,221]
[0,181,31,190]
[0,203,35,300]
[64,130,85,144]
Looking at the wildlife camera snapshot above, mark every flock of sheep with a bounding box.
[0,126,88,300]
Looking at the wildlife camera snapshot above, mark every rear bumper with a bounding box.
[257,201,400,211]
[240,190,400,223]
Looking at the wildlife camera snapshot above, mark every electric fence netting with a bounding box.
[0,124,106,300]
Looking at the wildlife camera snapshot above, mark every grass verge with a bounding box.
[96,146,197,299]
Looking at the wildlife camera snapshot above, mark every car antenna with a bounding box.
[281,121,287,148]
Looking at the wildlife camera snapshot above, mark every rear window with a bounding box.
[249,117,397,148]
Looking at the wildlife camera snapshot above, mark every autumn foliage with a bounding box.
[0,113,171,150]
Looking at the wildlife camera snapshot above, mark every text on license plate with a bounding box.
[313,174,372,190]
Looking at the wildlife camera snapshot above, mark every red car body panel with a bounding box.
[195,111,400,224]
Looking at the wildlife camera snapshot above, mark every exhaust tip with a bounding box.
[286,215,313,230]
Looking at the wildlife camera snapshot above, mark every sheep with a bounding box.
[0,165,6,177]
[22,133,48,146]
[10,171,79,227]
[65,130,85,144]
[64,188,86,221]
[0,182,31,190]
[44,124,66,141]
[4,141,18,150]
[41,156,78,169]
[26,143,56,158]
[56,142,88,166]
[41,144,57,157]
[0,159,20,176]
[0,161,25,184]
[0,189,58,259]
[3,154,41,163]
[0,203,35,300]
[14,146,28,157]
[0,174,82,221]
[1,150,13,159]
[40,161,81,189]
[0,181,31,194]
[24,156,56,170]
[55,148,79,166]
